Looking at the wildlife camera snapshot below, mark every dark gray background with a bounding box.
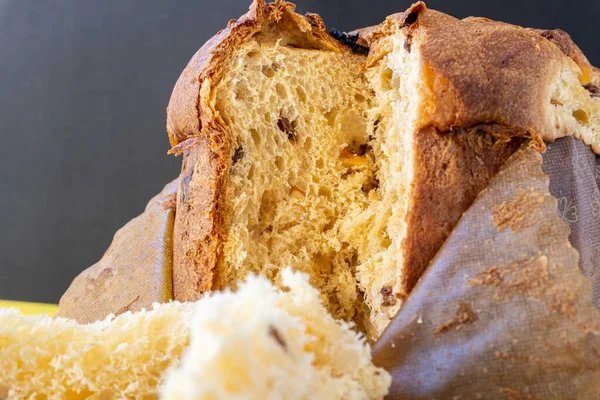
[1,0,598,303]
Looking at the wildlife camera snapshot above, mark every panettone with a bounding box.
[167,0,600,336]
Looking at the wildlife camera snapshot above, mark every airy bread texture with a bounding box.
[162,269,390,400]
[168,1,600,337]
[0,270,390,399]
[216,36,374,325]
[0,302,193,399]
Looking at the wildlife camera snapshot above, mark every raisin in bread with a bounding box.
[167,0,600,337]
[0,270,390,399]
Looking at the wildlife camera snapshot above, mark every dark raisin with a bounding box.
[329,27,369,55]
[277,117,297,143]
[584,83,600,98]
[268,325,287,349]
[357,143,371,156]
[373,117,381,132]
[362,176,380,194]
[380,285,397,307]
[330,27,350,43]
[403,10,419,27]
[355,45,369,55]
[232,146,244,165]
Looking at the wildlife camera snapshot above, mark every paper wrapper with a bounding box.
[57,180,177,324]
[58,138,600,398]
[374,138,600,399]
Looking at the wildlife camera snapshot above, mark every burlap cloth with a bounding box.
[58,137,600,398]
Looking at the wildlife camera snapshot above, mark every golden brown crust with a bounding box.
[172,136,226,301]
[166,0,348,149]
[364,2,598,148]
[402,126,524,293]
[168,0,353,301]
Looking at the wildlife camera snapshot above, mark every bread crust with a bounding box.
[166,0,349,148]
[168,0,354,300]
[402,126,524,293]
[363,2,599,149]
[173,136,225,301]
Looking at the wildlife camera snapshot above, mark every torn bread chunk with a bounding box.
[0,270,390,399]
[162,269,390,400]
[167,0,600,337]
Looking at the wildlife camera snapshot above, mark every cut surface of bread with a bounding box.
[168,1,600,337]
[162,269,390,399]
[214,33,373,325]
[0,270,390,399]
[0,302,193,399]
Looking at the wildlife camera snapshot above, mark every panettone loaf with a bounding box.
[167,0,600,336]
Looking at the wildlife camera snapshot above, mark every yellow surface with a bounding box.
[0,300,58,316]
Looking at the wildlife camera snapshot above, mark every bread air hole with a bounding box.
[250,128,261,146]
[325,107,339,127]
[276,83,288,99]
[275,156,284,171]
[296,86,307,102]
[318,186,332,199]
[303,136,313,150]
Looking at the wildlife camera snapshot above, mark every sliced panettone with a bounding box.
[167,0,600,336]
